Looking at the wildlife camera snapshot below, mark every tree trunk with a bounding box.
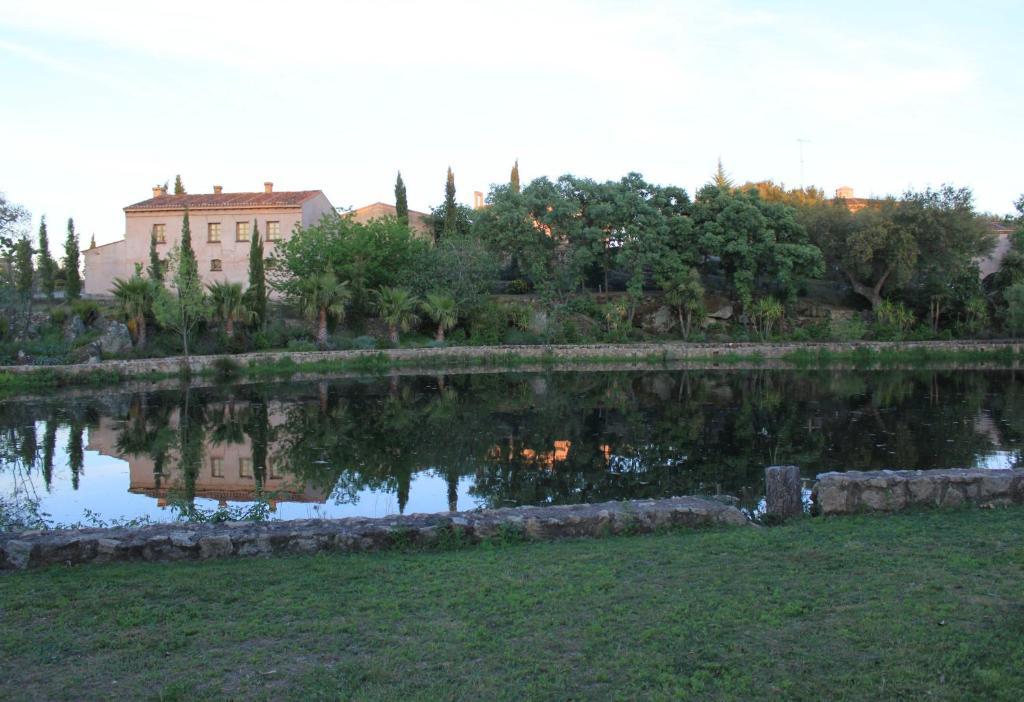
[436,323,445,342]
[136,314,146,348]
[389,324,399,344]
[845,267,892,310]
[226,317,234,338]
[317,307,328,349]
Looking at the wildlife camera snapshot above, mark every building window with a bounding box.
[268,456,282,480]
[152,223,166,244]
[207,222,221,243]
[210,259,222,271]
[239,457,253,479]
[236,221,250,242]
[210,457,224,478]
[267,221,281,241]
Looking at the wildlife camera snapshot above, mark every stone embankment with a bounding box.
[813,468,1024,515]
[0,496,747,571]
[1,339,1021,381]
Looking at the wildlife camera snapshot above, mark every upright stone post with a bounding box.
[765,465,802,520]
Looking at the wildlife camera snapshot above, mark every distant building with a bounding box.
[84,182,335,295]
[832,186,878,213]
[978,221,1016,280]
[346,202,432,237]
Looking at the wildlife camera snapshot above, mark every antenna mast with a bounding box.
[796,138,811,188]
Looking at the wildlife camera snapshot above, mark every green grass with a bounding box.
[1,507,1021,700]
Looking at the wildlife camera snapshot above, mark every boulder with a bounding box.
[64,315,87,342]
[98,321,132,355]
[642,305,675,334]
[707,304,733,320]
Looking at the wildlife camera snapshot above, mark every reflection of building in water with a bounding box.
[487,439,572,470]
[86,411,328,509]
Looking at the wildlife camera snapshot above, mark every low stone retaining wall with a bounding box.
[813,468,1024,515]
[0,496,748,571]
[2,339,1021,380]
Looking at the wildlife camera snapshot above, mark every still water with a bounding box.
[1,369,1021,527]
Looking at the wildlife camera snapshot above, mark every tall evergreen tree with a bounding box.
[14,235,33,302]
[36,215,56,299]
[173,174,186,195]
[442,167,457,237]
[712,159,734,190]
[510,159,520,194]
[63,217,81,300]
[148,229,162,281]
[247,219,267,329]
[395,171,409,225]
[153,209,206,358]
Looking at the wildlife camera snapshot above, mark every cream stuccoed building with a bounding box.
[84,182,336,296]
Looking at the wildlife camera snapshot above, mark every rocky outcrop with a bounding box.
[97,321,132,355]
[813,468,1024,515]
[0,496,749,571]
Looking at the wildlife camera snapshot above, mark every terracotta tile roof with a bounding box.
[125,190,323,212]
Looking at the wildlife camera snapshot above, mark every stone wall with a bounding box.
[2,339,1021,380]
[0,496,748,571]
[813,469,1024,515]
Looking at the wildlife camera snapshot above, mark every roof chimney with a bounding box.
[264,181,274,193]
[213,185,223,194]
[152,185,166,198]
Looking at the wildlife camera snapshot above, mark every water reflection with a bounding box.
[1,369,1023,526]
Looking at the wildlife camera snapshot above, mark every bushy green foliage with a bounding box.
[750,297,784,340]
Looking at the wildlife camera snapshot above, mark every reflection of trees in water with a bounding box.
[2,369,1023,520]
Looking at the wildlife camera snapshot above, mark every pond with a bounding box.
[1,368,1022,529]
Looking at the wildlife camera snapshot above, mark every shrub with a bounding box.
[69,300,100,324]
[49,306,69,325]
[351,335,378,350]
[286,338,318,352]
[468,301,505,345]
[210,356,242,380]
[829,316,868,341]
[873,300,915,339]
[506,279,531,294]
[750,297,784,340]
[1004,283,1024,337]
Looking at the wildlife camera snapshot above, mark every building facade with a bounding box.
[84,182,335,296]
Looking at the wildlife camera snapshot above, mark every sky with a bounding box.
[1,0,1021,250]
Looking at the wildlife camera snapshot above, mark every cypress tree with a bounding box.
[395,171,409,225]
[14,235,33,302]
[173,174,186,195]
[510,159,520,194]
[712,158,733,190]
[442,167,457,237]
[63,217,81,300]
[37,215,56,299]
[247,219,267,329]
[148,229,162,281]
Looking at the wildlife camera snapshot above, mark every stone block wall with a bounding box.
[813,469,1024,515]
[0,496,748,571]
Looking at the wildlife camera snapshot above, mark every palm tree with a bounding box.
[111,273,156,348]
[420,291,458,342]
[374,286,419,344]
[298,272,351,349]
[207,281,253,338]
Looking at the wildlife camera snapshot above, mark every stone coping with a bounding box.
[0,496,749,571]
[813,468,1024,515]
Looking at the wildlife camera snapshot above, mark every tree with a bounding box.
[442,167,457,238]
[0,191,30,257]
[374,286,419,344]
[247,219,267,329]
[111,273,156,347]
[691,185,822,309]
[712,159,733,190]
[207,281,252,338]
[510,159,520,194]
[408,234,499,313]
[13,235,33,303]
[421,291,458,342]
[153,210,206,358]
[36,216,55,299]
[657,265,704,339]
[395,171,409,225]
[148,228,162,282]
[297,271,350,349]
[173,174,186,195]
[63,218,81,300]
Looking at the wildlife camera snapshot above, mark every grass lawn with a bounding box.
[1,507,1022,701]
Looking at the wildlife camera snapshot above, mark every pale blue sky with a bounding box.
[1,0,1021,249]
